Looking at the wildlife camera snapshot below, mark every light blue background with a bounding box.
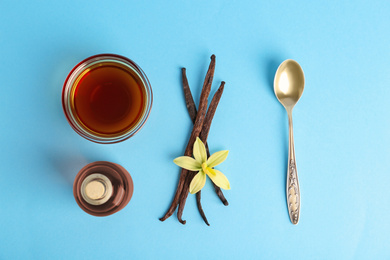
[1,0,389,259]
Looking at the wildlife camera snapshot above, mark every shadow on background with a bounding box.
[261,54,289,157]
[45,150,89,185]
[262,54,291,219]
[43,147,113,187]
[42,48,113,187]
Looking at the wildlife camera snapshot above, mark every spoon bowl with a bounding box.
[273,59,305,225]
[274,59,305,110]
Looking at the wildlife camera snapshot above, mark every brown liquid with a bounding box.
[71,62,145,135]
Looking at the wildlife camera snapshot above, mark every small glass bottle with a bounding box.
[73,161,134,216]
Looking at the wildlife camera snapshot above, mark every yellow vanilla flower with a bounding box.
[173,137,230,194]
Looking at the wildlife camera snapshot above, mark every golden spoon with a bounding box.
[274,59,305,225]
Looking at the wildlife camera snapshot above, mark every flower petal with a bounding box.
[189,170,206,194]
[173,156,201,171]
[207,150,229,168]
[193,137,207,163]
[206,168,230,190]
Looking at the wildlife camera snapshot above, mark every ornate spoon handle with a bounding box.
[287,112,300,225]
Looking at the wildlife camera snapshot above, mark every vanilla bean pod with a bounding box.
[180,68,228,225]
[182,68,228,206]
[181,67,209,225]
[177,81,225,224]
[160,55,215,222]
[196,190,209,226]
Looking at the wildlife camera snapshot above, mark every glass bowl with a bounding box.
[62,54,152,144]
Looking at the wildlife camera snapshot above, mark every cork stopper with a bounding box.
[85,180,105,199]
[80,173,113,205]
